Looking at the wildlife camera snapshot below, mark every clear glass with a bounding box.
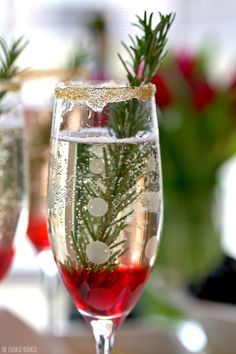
[0,80,28,282]
[23,74,58,330]
[47,81,163,353]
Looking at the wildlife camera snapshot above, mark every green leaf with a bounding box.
[0,36,28,80]
[119,12,175,86]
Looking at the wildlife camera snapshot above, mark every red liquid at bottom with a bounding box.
[59,263,150,323]
[27,215,50,251]
[0,247,15,281]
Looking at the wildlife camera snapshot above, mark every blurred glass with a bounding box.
[0,80,28,282]
[23,73,55,252]
[23,69,87,253]
[22,69,87,330]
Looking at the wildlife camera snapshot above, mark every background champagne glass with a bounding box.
[23,70,87,330]
[48,81,163,353]
[0,80,28,283]
[23,73,60,330]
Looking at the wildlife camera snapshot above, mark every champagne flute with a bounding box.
[23,73,59,330]
[0,80,28,282]
[47,81,163,353]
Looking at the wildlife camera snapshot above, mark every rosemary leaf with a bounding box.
[119,11,175,86]
[0,36,28,80]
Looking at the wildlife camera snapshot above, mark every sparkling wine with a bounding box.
[59,262,150,323]
[25,107,51,252]
[48,128,162,320]
[0,122,27,280]
[27,214,50,251]
[0,247,15,281]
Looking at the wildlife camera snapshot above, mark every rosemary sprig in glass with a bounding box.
[0,36,28,109]
[66,12,174,272]
[69,140,155,272]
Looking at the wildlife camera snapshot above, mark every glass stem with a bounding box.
[41,270,58,332]
[90,319,115,354]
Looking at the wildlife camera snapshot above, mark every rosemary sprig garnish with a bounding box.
[109,12,175,139]
[66,44,89,71]
[0,36,28,79]
[65,12,174,273]
[119,11,175,86]
[109,98,149,138]
[67,139,155,272]
[0,36,28,109]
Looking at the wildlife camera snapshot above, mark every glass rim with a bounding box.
[54,80,156,103]
[0,79,21,92]
[17,68,83,81]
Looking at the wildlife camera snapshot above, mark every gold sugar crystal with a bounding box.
[55,82,156,111]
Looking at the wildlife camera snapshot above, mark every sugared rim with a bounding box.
[0,80,21,91]
[54,81,156,103]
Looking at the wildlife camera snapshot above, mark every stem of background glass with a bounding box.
[37,250,59,332]
[41,269,58,331]
[90,319,115,354]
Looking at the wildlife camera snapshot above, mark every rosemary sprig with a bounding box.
[0,36,28,80]
[65,12,174,273]
[119,11,175,86]
[66,44,89,71]
[67,139,156,272]
[109,98,149,138]
[109,12,175,139]
[0,36,28,108]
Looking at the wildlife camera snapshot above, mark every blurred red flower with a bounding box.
[152,49,236,188]
[175,52,196,80]
[191,80,215,112]
[152,74,173,109]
